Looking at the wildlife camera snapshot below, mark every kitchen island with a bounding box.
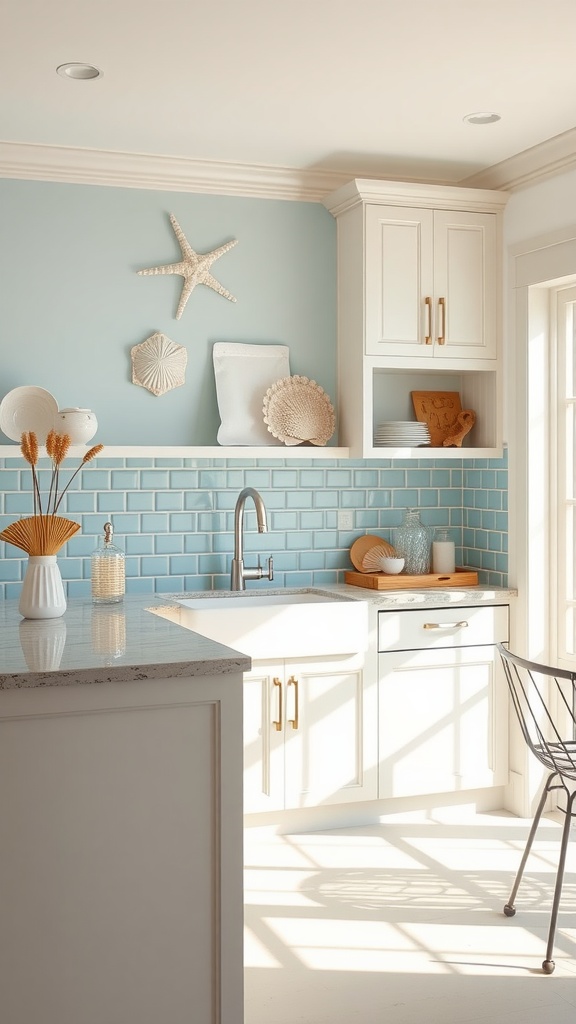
[0,596,250,1024]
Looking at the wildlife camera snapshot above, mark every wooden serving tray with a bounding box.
[344,568,479,590]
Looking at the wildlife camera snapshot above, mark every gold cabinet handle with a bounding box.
[425,296,432,344]
[273,677,283,731]
[438,296,446,344]
[423,620,469,630]
[287,675,299,730]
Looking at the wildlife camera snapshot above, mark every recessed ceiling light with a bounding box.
[463,111,501,125]
[56,63,102,81]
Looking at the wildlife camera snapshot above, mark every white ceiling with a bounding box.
[3,0,576,187]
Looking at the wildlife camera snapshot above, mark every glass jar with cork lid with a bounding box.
[91,522,125,604]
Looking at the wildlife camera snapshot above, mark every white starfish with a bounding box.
[138,213,238,319]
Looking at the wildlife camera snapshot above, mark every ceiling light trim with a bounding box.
[463,112,501,125]
[56,62,102,80]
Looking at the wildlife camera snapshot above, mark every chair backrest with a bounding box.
[497,643,576,782]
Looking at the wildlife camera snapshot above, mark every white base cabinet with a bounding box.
[378,604,510,799]
[0,673,244,1024]
[243,653,377,813]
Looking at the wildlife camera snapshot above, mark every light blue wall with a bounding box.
[0,178,508,597]
[0,180,336,445]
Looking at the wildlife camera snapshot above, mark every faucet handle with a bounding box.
[256,555,274,581]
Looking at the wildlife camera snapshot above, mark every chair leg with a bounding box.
[504,773,557,918]
[541,786,576,975]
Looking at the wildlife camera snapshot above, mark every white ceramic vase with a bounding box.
[19,555,67,619]
[55,407,98,445]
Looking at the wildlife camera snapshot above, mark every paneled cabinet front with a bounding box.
[377,604,510,799]
[323,178,508,458]
[365,205,497,360]
[243,653,377,813]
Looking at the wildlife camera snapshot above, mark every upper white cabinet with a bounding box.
[365,206,497,360]
[323,179,509,459]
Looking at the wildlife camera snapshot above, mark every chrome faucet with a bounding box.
[230,487,274,591]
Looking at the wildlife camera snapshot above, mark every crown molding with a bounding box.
[323,177,508,217]
[3,129,576,201]
[459,126,576,192]
[0,140,351,202]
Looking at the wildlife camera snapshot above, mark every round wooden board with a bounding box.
[349,534,396,572]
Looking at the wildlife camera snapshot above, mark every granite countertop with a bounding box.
[203,582,515,609]
[154,583,516,611]
[0,594,251,689]
[0,583,516,689]
[343,583,516,608]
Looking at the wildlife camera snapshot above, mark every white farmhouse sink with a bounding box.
[150,588,368,659]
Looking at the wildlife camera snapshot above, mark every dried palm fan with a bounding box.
[0,515,81,556]
[361,541,398,571]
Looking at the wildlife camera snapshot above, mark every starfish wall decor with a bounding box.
[138,213,238,319]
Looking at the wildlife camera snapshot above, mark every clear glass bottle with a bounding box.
[393,508,432,575]
[91,522,125,603]
[432,527,456,573]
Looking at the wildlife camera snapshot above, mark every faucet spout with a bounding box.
[230,487,273,591]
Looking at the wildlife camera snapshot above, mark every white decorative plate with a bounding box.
[131,332,187,396]
[262,375,335,446]
[0,386,59,443]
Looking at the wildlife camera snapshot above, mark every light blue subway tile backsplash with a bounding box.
[0,450,508,598]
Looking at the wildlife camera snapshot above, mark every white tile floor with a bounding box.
[244,810,576,1024]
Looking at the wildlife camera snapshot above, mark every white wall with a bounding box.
[504,168,576,246]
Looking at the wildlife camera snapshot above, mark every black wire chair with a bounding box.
[497,643,576,973]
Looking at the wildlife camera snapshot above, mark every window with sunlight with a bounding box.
[553,285,576,666]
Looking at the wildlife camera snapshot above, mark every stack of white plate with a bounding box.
[374,421,431,447]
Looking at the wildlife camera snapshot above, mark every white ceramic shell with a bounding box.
[131,332,187,396]
[262,375,335,446]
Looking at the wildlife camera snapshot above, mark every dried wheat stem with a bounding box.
[20,431,42,514]
[45,429,57,459]
[53,443,104,513]
[47,432,72,513]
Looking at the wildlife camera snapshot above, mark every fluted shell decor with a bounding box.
[263,375,336,446]
[131,332,188,396]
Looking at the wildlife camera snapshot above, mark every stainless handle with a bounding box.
[424,296,432,344]
[438,296,446,344]
[287,675,299,730]
[423,620,469,630]
[267,556,274,581]
[273,677,282,732]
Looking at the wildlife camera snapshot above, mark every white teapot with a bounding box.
[56,407,98,445]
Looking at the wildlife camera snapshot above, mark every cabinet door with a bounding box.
[378,645,508,798]
[283,655,377,809]
[432,210,497,360]
[365,205,434,357]
[364,205,497,362]
[243,664,285,813]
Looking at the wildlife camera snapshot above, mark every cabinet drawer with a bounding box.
[378,604,509,652]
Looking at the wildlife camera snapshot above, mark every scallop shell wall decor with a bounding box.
[131,332,187,396]
[262,375,336,446]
